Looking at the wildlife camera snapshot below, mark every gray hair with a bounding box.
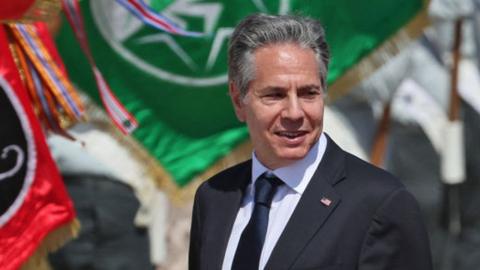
[228,13,330,97]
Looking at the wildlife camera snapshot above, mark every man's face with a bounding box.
[230,43,325,169]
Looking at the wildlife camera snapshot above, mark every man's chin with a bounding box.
[272,149,309,166]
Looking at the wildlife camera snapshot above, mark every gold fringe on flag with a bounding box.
[81,93,251,205]
[20,219,80,270]
[327,0,431,102]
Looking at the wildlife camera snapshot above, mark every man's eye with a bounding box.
[301,90,321,99]
[263,93,284,99]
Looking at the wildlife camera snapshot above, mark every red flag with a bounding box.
[0,25,76,269]
[0,0,36,21]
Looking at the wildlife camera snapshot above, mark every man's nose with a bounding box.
[281,96,304,120]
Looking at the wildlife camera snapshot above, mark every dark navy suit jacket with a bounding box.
[189,136,433,270]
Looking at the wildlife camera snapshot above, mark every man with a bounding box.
[189,14,433,270]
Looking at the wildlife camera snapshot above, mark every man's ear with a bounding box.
[229,81,246,122]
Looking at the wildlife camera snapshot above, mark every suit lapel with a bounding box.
[266,136,347,269]
[206,161,251,269]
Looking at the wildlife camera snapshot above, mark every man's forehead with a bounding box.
[253,42,313,55]
[253,45,319,71]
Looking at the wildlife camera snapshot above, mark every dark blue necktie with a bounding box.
[232,173,283,270]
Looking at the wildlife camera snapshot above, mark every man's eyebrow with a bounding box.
[255,85,322,93]
[298,84,322,91]
[257,86,286,92]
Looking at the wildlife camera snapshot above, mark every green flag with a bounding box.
[55,0,425,186]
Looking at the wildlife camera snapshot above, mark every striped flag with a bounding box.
[62,0,138,134]
[117,0,203,37]
[9,24,84,120]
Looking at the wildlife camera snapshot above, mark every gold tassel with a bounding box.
[20,219,80,270]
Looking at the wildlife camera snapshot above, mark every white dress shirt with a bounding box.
[222,133,328,270]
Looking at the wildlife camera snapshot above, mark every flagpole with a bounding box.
[445,18,463,237]
[370,102,391,167]
[449,19,462,122]
[436,17,466,270]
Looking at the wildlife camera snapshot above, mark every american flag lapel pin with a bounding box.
[320,197,332,206]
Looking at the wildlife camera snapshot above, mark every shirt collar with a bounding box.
[251,132,328,195]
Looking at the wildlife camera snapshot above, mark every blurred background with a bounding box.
[1,0,479,269]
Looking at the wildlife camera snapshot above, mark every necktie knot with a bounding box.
[254,173,283,207]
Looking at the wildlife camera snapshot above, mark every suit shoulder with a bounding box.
[208,159,251,182]
[196,159,250,196]
[325,135,402,192]
[338,153,406,210]
[346,152,403,187]
[336,151,420,222]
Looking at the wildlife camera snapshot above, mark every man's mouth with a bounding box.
[275,131,308,139]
